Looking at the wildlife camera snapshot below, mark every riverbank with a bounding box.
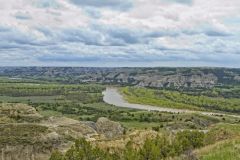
[103,87,240,118]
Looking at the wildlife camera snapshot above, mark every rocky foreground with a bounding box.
[0,103,129,160]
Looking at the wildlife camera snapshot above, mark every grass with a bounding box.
[197,139,240,160]
[192,123,240,160]
[38,110,63,117]
[0,95,62,103]
[121,121,163,129]
[120,87,200,110]
[0,124,49,145]
[120,87,240,113]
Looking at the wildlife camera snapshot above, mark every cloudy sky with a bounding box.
[0,0,240,67]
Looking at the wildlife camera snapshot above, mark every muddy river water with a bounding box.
[103,87,240,118]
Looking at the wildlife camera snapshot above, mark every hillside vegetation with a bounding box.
[50,124,240,160]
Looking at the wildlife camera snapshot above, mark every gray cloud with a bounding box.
[38,54,100,62]
[162,0,193,5]
[14,13,32,20]
[183,26,232,37]
[35,0,61,9]
[174,0,192,4]
[204,30,231,37]
[70,0,132,11]
[0,5,240,68]
[84,8,102,19]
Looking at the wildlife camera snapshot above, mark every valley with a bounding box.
[0,67,239,160]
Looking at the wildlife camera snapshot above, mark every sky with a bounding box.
[0,0,240,67]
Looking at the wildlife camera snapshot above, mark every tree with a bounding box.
[64,138,109,160]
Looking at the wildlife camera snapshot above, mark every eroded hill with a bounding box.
[0,103,125,160]
[0,67,239,89]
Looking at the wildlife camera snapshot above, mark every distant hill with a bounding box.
[0,67,239,88]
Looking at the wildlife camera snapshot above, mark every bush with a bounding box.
[50,131,206,160]
[174,130,205,153]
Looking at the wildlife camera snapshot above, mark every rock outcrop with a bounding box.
[136,73,218,88]
[0,103,43,123]
[95,117,124,139]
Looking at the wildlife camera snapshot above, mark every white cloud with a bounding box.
[0,0,239,67]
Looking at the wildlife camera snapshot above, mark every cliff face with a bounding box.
[133,73,218,88]
[89,68,238,89]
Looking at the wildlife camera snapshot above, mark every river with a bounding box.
[103,87,240,118]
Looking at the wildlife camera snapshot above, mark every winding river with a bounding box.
[103,87,240,118]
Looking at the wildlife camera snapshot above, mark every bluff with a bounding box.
[1,67,239,89]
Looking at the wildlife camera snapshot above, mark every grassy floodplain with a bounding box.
[120,86,240,113]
